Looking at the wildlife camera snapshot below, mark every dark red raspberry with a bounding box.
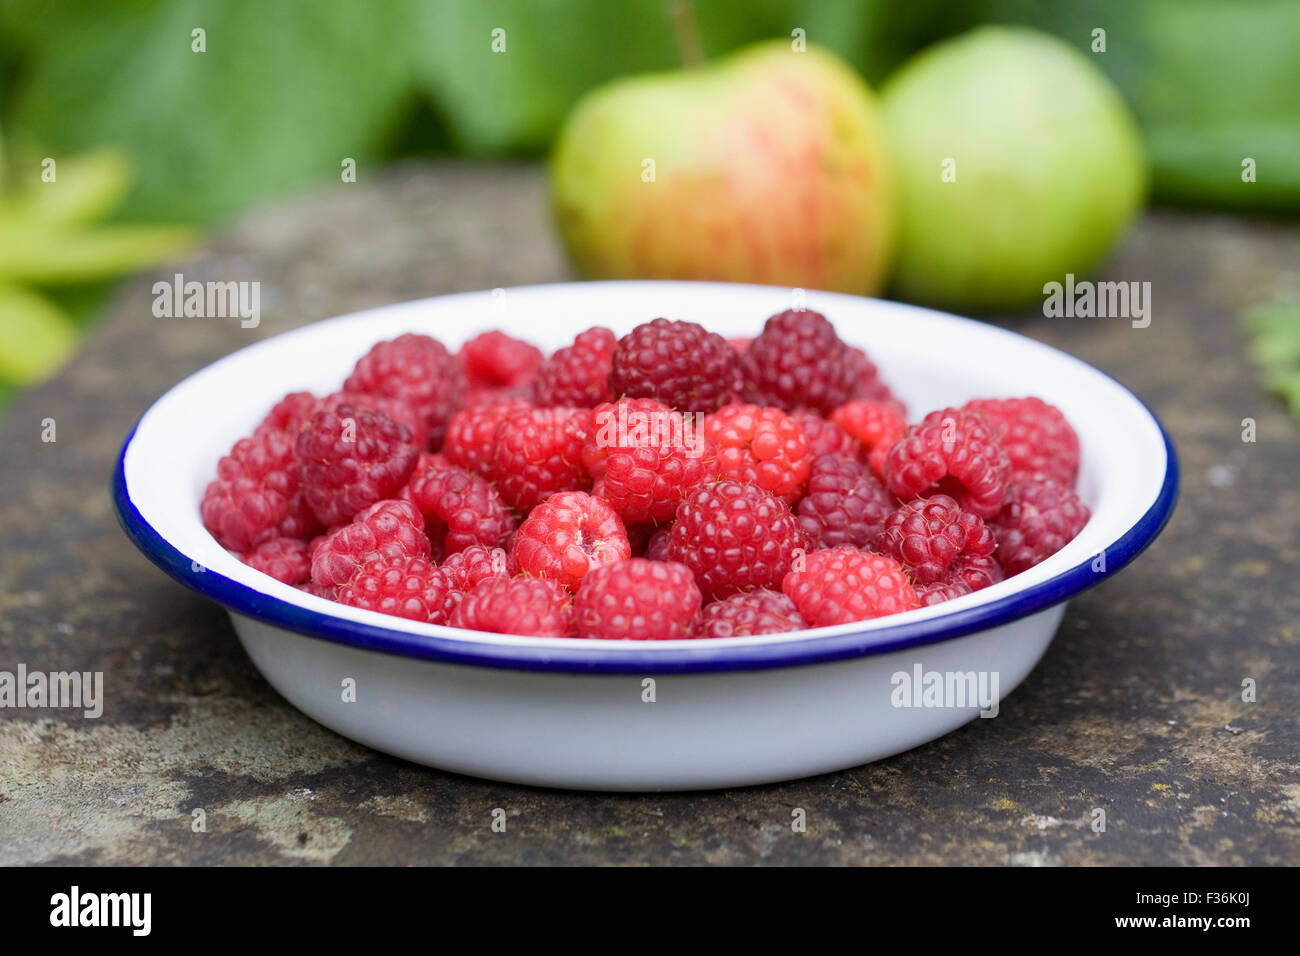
[990,479,1090,575]
[444,395,532,478]
[882,407,1010,519]
[511,491,631,590]
[297,404,419,527]
[796,453,895,550]
[440,545,511,593]
[450,576,573,636]
[843,345,905,410]
[343,333,465,449]
[608,318,741,413]
[201,427,319,553]
[534,327,617,407]
[964,397,1080,485]
[782,548,918,626]
[317,391,426,448]
[573,558,702,640]
[337,555,455,624]
[695,589,808,638]
[703,403,811,502]
[459,330,544,390]
[310,499,430,589]
[789,410,860,460]
[489,406,594,510]
[665,480,807,600]
[405,462,514,554]
[830,400,907,478]
[740,309,856,414]
[645,527,672,562]
[874,495,1001,602]
[243,536,312,586]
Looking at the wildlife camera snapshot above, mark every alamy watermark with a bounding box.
[891,664,1000,717]
[0,664,103,718]
[152,272,260,328]
[1043,273,1150,328]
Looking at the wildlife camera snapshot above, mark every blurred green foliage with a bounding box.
[1243,300,1300,423]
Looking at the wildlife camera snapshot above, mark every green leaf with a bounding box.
[0,222,194,283]
[0,283,77,384]
[0,148,132,227]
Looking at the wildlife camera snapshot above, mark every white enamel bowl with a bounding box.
[115,281,1178,791]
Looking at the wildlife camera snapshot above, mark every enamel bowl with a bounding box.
[114,281,1177,791]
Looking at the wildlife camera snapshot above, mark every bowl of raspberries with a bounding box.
[115,281,1177,789]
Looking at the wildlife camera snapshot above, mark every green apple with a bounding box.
[881,27,1147,310]
[550,40,895,295]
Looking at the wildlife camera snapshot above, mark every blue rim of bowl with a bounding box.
[113,399,1179,676]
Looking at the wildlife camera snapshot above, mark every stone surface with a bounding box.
[1,163,1298,865]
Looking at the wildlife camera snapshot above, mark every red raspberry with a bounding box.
[796,453,895,550]
[608,318,742,413]
[727,337,752,355]
[317,391,426,448]
[882,407,1010,519]
[343,333,465,449]
[337,555,455,624]
[310,499,430,589]
[875,495,1002,601]
[914,579,974,607]
[243,536,312,586]
[645,527,672,562]
[703,403,811,502]
[990,479,1090,575]
[665,480,807,600]
[782,548,919,626]
[695,589,808,638]
[297,404,419,526]
[843,345,904,410]
[489,406,594,510]
[582,397,676,480]
[259,391,319,433]
[963,397,1080,485]
[444,395,533,478]
[573,558,702,640]
[440,545,510,593]
[405,461,514,554]
[201,427,319,553]
[789,410,860,460]
[450,576,573,636]
[830,400,907,478]
[459,330,544,390]
[511,491,631,590]
[740,309,857,414]
[534,327,617,407]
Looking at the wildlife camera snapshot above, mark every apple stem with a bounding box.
[668,1,705,69]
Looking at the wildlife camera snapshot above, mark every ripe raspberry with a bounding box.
[534,327,617,407]
[511,491,631,590]
[782,548,919,626]
[444,395,533,478]
[297,405,419,526]
[343,332,464,449]
[582,397,675,480]
[310,498,430,589]
[740,309,856,414]
[259,391,319,433]
[243,536,312,586]
[990,479,1090,575]
[337,555,455,624]
[963,397,1080,485]
[440,545,511,593]
[450,576,573,636]
[645,527,672,562]
[703,403,812,502]
[459,330,544,390]
[727,337,752,355]
[843,345,904,410]
[201,427,319,553]
[796,453,894,550]
[665,480,807,600]
[695,589,808,638]
[608,318,742,413]
[914,579,973,607]
[489,406,594,510]
[882,407,1010,519]
[830,400,907,478]
[789,410,860,460]
[573,558,702,640]
[874,495,1001,602]
[405,462,514,554]
[317,391,426,447]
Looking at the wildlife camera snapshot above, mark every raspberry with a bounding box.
[573,558,702,640]
[337,555,455,624]
[440,545,511,593]
[782,548,918,626]
[695,589,807,638]
[665,480,807,600]
[317,391,426,448]
[608,318,742,413]
[990,479,1090,575]
[789,410,860,460]
[243,536,312,586]
[201,427,319,553]
[882,407,1010,519]
[511,491,631,590]
[703,403,811,502]
[963,397,1080,484]
[459,330,544,390]
[450,576,573,637]
[444,395,532,478]
[874,495,1001,603]
[534,327,617,407]
[740,309,857,414]
[914,579,973,607]
[309,499,430,589]
[297,404,419,526]
[405,462,514,554]
[489,406,594,510]
[645,527,672,562]
[259,391,319,433]
[830,400,907,478]
[843,345,904,410]
[795,453,894,550]
[727,337,752,355]
[343,332,465,449]
[582,397,675,480]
